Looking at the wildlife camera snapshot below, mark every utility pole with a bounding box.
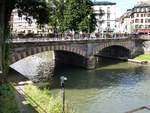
[0,0,5,76]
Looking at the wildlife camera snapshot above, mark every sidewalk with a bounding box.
[15,83,38,113]
[8,70,38,113]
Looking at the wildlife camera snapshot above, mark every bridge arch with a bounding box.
[11,45,86,64]
[93,42,131,58]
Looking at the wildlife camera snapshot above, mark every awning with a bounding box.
[137,29,150,33]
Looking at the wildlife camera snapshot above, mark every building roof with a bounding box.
[131,3,150,13]
[134,2,150,8]
[93,1,116,6]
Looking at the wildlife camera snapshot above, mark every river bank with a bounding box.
[130,54,150,64]
[134,54,150,61]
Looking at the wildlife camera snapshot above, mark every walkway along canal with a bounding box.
[10,51,150,113]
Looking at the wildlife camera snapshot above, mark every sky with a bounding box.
[94,0,138,17]
[109,0,137,12]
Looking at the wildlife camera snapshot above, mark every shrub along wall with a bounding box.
[0,83,20,113]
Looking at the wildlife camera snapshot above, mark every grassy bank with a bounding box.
[23,84,77,113]
[0,83,19,113]
[134,54,150,61]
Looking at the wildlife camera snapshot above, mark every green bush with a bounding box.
[24,84,77,113]
[134,54,150,61]
[0,83,19,113]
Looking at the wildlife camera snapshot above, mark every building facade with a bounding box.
[131,3,150,33]
[92,1,117,33]
[117,2,150,34]
[116,9,132,34]
[11,9,52,36]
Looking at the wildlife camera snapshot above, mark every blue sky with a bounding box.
[94,0,138,16]
[109,0,137,13]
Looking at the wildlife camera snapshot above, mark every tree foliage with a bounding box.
[1,0,97,75]
[50,0,97,33]
[1,0,51,75]
[5,0,51,25]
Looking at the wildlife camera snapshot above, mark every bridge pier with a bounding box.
[54,51,96,69]
[85,56,96,69]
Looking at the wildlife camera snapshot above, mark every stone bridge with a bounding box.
[11,37,144,69]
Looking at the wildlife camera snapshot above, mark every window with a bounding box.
[132,20,134,23]
[141,19,143,23]
[145,18,150,23]
[145,25,148,29]
[135,25,138,29]
[137,8,140,12]
[107,7,110,20]
[132,14,134,18]
[99,8,104,15]
[28,30,31,33]
[135,19,139,23]
[107,22,110,27]
[107,14,110,20]
[141,8,144,12]
[107,7,110,13]
[134,13,136,17]
[137,14,139,17]
[139,25,144,29]
[141,25,144,29]
[139,25,142,29]
[141,14,143,17]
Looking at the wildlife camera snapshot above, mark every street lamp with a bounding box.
[60,76,67,113]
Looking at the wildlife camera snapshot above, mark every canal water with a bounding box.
[10,52,150,113]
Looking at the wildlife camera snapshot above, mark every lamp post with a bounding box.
[60,76,67,113]
[88,15,90,34]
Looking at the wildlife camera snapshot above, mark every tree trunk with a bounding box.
[0,1,5,81]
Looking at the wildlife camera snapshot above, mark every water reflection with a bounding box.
[50,63,146,90]
[50,64,150,113]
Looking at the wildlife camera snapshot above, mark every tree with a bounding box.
[64,0,96,33]
[48,0,64,33]
[0,0,51,80]
[50,0,96,33]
